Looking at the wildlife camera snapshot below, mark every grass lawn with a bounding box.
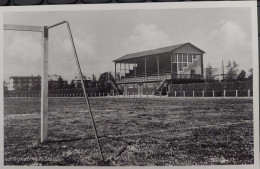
[4,97,254,166]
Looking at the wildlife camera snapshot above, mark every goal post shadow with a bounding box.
[4,21,104,161]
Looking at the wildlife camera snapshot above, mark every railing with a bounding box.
[4,89,253,98]
[167,89,252,97]
[172,74,202,79]
[116,75,166,84]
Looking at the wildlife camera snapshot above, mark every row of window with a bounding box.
[172,54,198,63]
[121,83,155,89]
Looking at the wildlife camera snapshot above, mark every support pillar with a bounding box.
[41,27,49,143]
[144,58,147,78]
[124,62,126,77]
[134,61,136,78]
[114,62,117,80]
[156,56,160,77]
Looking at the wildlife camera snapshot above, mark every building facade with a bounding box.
[113,42,205,95]
[9,75,41,91]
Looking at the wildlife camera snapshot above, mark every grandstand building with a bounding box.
[113,42,205,95]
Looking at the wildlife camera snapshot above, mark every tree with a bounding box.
[4,80,8,95]
[236,70,246,81]
[58,76,64,89]
[225,60,239,81]
[69,80,75,89]
[205,64,214,82]
[248,68,253,80]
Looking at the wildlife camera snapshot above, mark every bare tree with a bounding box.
[205,64,214,82]
[226,60,239,81]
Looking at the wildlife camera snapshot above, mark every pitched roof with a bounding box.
[113,42,205,62]
[10,75,41,79]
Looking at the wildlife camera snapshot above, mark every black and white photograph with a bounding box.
[1,2,259,168]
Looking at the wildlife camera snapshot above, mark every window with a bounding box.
[148,83,154,88]
[183,54,187,62]
[178,54,182,62]
[172,54,177,63]
[178,63,183,71]
[188,55,193,62]
[128,84,134,88]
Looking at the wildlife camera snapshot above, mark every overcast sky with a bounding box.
[3,7,253,81]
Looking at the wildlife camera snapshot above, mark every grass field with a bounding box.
[4,97,254,166]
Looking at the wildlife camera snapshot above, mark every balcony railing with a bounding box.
[116,74,202,84]
[171,74,202,79]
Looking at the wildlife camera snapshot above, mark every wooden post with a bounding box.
[134,91,135,97]
[202,90,204,97]
[175,91,176,97]
[41,27,48,143]
[144,58,147,78]
[183,91,185,97]
[114,62,117,80]
[248,89,250,97]
[236,90,238,97]
[213,90,215,97]
[192,91,194,98]
[134,61,136,78]
[156,56,160,77]
[223,90,226,97]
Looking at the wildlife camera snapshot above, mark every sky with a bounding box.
[3,7,253,81]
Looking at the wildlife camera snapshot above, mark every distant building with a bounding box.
[113,42,205,95]
[72,75,93,88]
[9,75,41,91]
[48,74,68,90]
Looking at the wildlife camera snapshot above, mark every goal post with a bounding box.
[4,21,104,160]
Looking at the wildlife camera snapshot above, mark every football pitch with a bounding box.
[4,97,254,166]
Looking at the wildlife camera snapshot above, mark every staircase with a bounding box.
[154,78,167,95]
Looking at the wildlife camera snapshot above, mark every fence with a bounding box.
[4,89,252,98]
[167,89,252,97]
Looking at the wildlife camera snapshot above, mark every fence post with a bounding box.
[236,90,238,98]
[192,91,194,98]
[223,90,226,98]
[202,90,204,97]
[147,91,148,97]
[134,91,135,97]
[183,91,185,97]
[175,91,176,97]
[153,92,154,97]
[160,91,162,97]
[213,90,215,97]
[248,89,250,97]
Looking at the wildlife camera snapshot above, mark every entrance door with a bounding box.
[190,69,195,79]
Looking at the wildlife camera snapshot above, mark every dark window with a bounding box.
[183,54,187,62]
[178,63,183,71]
[172,54,177,63]
[188,55,193,62]
[178,54,182,62]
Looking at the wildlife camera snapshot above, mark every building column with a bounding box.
[124,62,126,77]
[134,61,136,78]
[119,63,121,79]
[201,54,204,78]
[156,56,160,77]
[144,58,147,78]
[170,54,173,75]
[114,62,117,80]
